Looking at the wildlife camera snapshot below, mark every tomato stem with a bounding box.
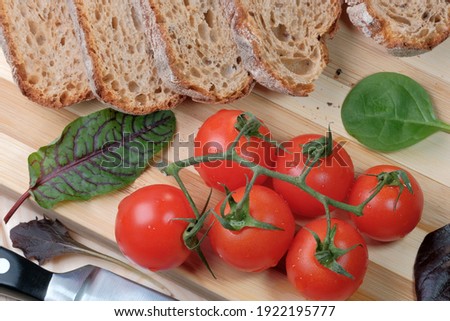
[170,166,201,219]
[164,163,217,277]
[233,166,261,213]
[163,115,368,219]
[161,112,391,277]
[213,183,282,232]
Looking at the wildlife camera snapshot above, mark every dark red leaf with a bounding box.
[414,224,450,300]
[10,218,91,265]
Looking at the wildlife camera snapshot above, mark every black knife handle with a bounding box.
[0,246,52,300]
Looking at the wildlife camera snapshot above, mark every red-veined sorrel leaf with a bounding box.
[4,108,176,222]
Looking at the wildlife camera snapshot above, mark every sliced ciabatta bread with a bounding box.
[223,0,342,96]
[138,0,254,104]
[68,0,184,115]
[0,0,92,108]
[346,0,450,57]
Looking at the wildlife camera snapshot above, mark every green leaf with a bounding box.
[214,187,282,232]
[301,127,334,166]
[27,108,176,208]
[397,170,414,194]
[308,224,360,279]
[326,260,354,279]
[376,170,414,210]
[235,112,261,138]
[341,72,450,152]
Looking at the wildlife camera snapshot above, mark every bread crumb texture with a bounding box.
[147,0,252,103]
[73,0,183,114]
[228,0,342,96]
[347,0,450,55]
[0,0,91,108]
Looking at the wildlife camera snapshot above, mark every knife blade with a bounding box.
[0,246,175,301]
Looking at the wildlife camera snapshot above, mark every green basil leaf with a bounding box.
[341,72,450,152]
[27,108,176,208]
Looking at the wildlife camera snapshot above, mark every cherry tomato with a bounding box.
[115,184,195,271]
[348,165,424,242]
[286,218,368,301]
[194,109,276,191]
[273,134,354,218]
[208,185,296,272]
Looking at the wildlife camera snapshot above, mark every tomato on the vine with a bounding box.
[115,184,195,271]
[348,165,424,242]
[286,218,368,301]
[273,134,354,218]
[194,109,276,191]
[208,185,296,272]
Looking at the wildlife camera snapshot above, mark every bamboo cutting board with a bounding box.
[1,16,449,301]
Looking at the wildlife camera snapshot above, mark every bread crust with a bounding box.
[0,1,92,108]
[69,0,184,115]
[140,0,254,104]
[140,0,207,102]
[224,0,341,96]
[346,0,450,57]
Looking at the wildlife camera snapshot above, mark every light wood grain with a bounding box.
[0,18,449,301]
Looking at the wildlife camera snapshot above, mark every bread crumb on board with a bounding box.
[334,68,343,79]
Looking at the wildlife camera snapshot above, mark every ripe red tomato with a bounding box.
[273,134,354,218]
[286,218,368,301]
[194,109,276,191]
[115,184,195,271]
[208,185,296,272]
[348,165,424,242]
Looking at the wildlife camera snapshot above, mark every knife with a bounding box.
[0,246,175,301]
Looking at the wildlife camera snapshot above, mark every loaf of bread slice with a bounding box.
[0,0,92,108]
[223,0,342,96]
[67,0,184,115]
[346,0,450,57]
[138,0,254,104]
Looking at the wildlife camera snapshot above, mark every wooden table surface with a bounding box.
[0,15,449,301]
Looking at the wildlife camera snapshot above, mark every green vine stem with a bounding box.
[161,113,406,277]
